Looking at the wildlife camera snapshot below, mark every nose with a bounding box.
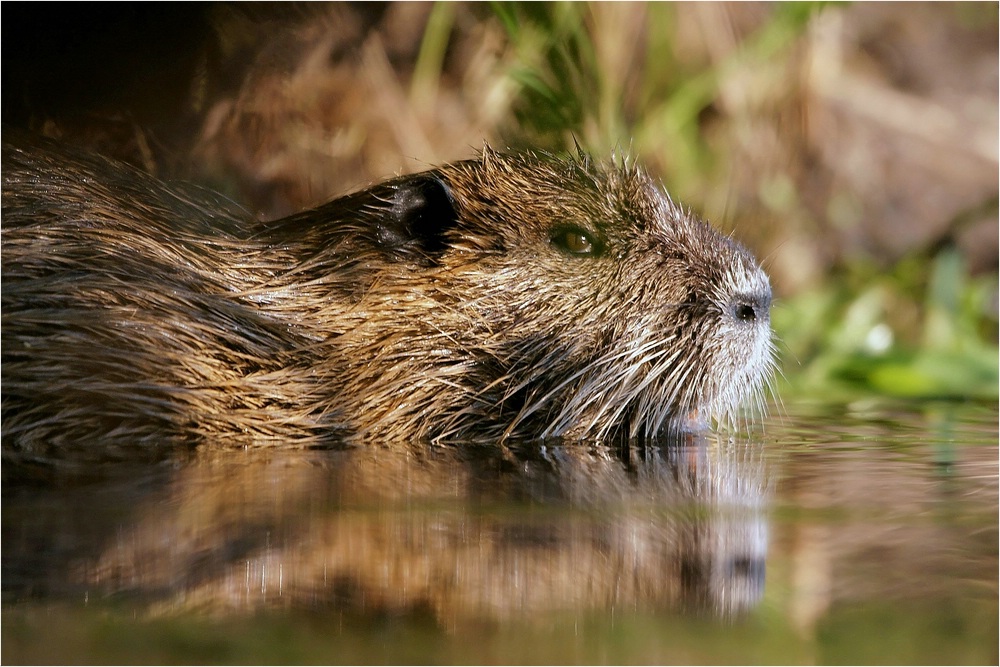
[730,292,771,323]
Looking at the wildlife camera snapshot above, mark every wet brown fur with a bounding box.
[2,137,773,462]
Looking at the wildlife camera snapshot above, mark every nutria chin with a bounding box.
[1,137,774,462]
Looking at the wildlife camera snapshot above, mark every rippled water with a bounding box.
[3,400,997,664]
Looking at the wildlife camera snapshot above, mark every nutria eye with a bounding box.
[551,226,601,257]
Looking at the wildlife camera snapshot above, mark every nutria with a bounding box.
[1,137,774,462]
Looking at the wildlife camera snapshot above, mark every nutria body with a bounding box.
[2,138,773,462]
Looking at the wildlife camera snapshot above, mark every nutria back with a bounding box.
[2,138,774,462]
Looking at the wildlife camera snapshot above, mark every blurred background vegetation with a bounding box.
[4,1,997,405]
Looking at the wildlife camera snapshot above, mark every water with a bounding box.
[3,400,997,664]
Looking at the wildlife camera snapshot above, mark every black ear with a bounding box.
[260,170,460,267]
[373,173,458,262]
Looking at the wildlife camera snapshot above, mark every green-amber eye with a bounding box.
[551,226,601,256]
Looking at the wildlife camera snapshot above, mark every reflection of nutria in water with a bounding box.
[21,441,768,619]
[2,138,774,461]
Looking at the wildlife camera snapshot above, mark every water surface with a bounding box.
[3,400,996,664]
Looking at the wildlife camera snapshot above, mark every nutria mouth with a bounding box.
[1,137,774,462]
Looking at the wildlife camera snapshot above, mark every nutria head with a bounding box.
[264,146,775,443]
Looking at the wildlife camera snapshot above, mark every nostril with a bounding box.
[734,302,756,322]
[729,556,766,583]
[731,291,771,323]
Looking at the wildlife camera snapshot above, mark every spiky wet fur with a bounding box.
[2,139,773,461]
